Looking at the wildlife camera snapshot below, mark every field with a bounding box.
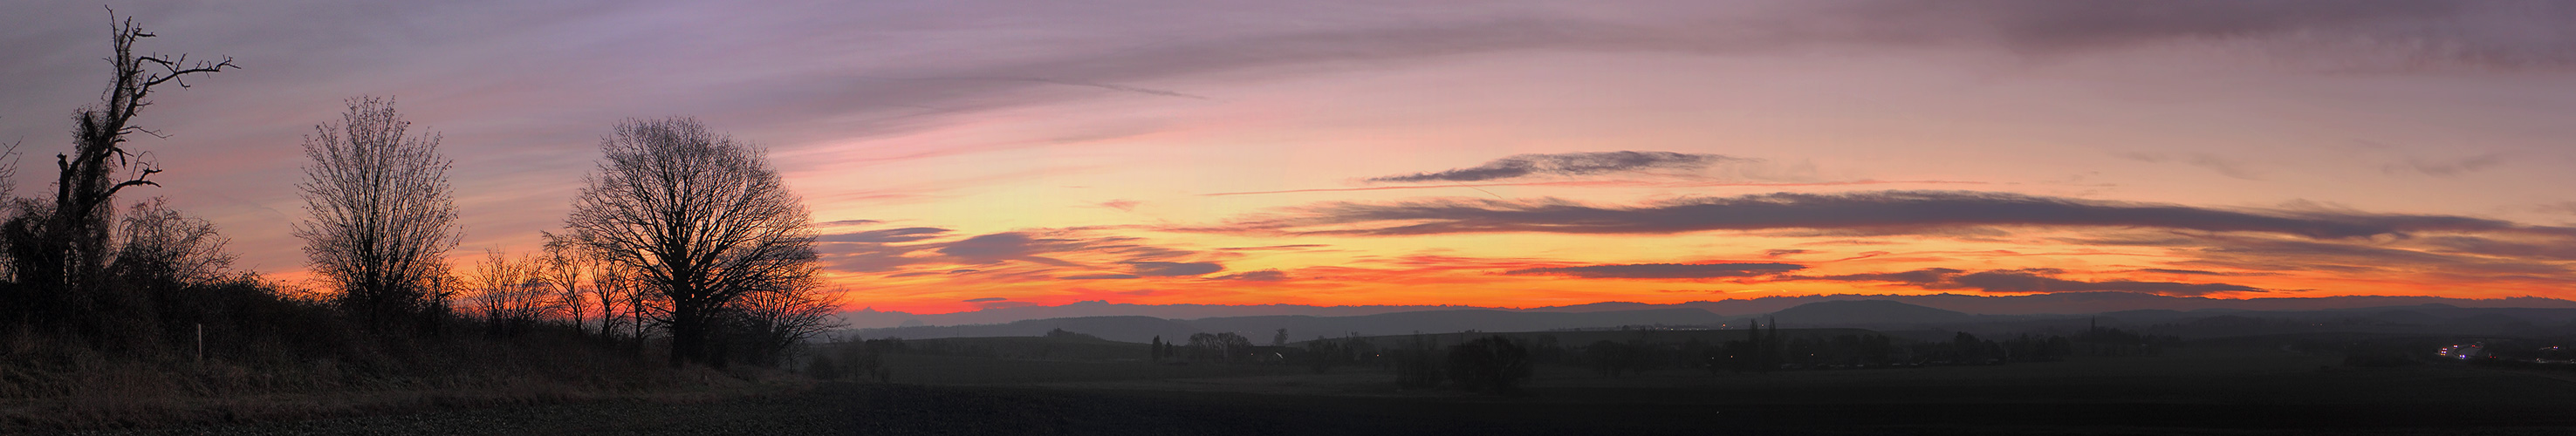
[72,337,2576,435]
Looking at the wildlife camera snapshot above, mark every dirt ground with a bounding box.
[52,345,2576,435]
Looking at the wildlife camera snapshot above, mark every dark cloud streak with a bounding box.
[1505,262,1806,279]
[1365,151,1740,183]
[1128,261,1225,276]
[818,227,951,243]
[1195,190,2549,240]
[1206,269,1289,282]
[1787,267,2265,296]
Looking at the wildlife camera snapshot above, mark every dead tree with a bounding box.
[553,117,818,367]
[6,11,232,328]
[293,97,459,331]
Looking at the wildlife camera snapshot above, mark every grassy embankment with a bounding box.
[1,302,793,432]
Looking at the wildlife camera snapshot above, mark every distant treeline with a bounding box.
[1142,322,2179,392]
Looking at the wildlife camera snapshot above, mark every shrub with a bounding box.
[1447,336,1532,393]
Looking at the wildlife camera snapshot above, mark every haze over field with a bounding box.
[6,1,2575,315]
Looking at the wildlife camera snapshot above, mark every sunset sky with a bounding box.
[3,1,2574,314]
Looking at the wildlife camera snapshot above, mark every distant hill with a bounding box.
[1765,300,1975,326]
[889,335,1150,361]
[1188,308,1728,340]
[854,316,1198,344]
[836,301,1511,330]
[847,307,1729,343]
[836,294,2576,330]
[842,301,2576,346]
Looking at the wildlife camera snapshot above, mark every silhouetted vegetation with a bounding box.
[1584,339,1659,376]
[12,9,2576,435]
[552,117,824,367]
[1182,331,1257,362]
[0,15,839,431]
[804,335,892,383]
[1394,334,1442,389]
[2,12,236,351]
[1303,335,1374,373]
[294,97,457,334]
[1445,336,1531,393]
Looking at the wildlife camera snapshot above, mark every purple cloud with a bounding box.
[1505,262,1805,279]
[1787,267,2266,296]
[1206,269,1290,282]
[1366,151,1741,183]
[1128,261,1224,276]
[819,227,950,243]
[1195,190,2553,239]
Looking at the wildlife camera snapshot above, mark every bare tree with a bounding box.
[466,250,553,336]
[110,197,234,288]
[587,258,634,340]
[541,242,586,334]
[724,285,843,367]
[0,136,18,204]
[10,10,232,305]
[0,136,22,282]
[293,97,460,330]
[553,117,818,366]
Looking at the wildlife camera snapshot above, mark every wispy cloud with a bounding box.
[1206,269,1290,282]
[1504,262,1806,279]
[1783,267,2267,296]
[1190,190,2548,239]
[1216,244,1331,251]
[2134,268,2250,276]
[2384,153,2507,178]
[1202,180,1983,197]
[818,227,950,243]
[1365,151,1740,184]
[1127,261,1224,276]
[1831,0,2576,71]
[2120,152,2262,181]
[936,233,1089,268]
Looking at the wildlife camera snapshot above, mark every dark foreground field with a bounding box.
[58,345,2576,435]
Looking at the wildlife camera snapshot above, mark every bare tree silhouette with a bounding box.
[724,284,840,367]
[582,254,621,338]
[541,242,588,335]
[466,250,553,336]
[110,197,234,288]
[553,117,818,366]
[7,11,233,324]
[293,97,459,331]
[587,260,647,347]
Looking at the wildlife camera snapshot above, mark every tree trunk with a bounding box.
[669,303,702,367]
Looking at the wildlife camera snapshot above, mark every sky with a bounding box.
[3,1,2574,314]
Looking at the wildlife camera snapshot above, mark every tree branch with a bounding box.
[105,168,162,197]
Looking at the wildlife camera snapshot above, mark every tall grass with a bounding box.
[0,277,778,431]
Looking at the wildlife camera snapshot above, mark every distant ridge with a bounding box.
[838,302,1511,330]
[838,294,2576,330]
[848,307,1729,343]
[1765,300,1973,325]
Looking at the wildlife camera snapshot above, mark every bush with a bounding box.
[1394,335,1442,389]
[1447,336,1532,393]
